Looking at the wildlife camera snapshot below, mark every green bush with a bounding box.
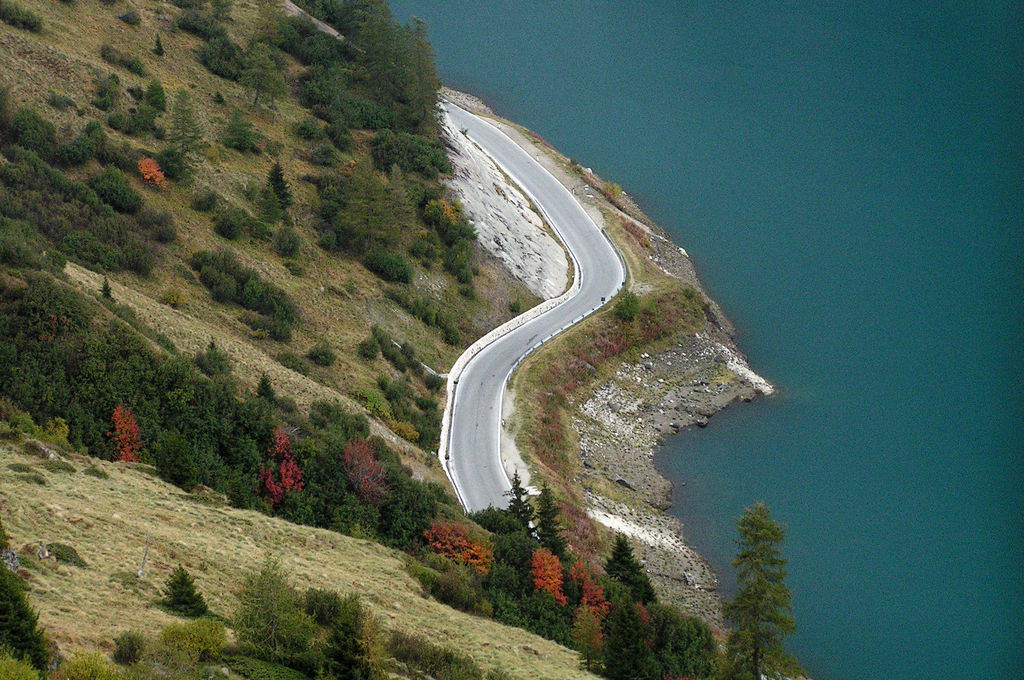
[191,189,219,212]
[108,103,159,136]
[47,91,76,110]
[100,44,147,76]
[83,465,109,479]
[176,9,224,41]
[40,458,75,473]
[0,0,42,32]
[56,651,120,680]
[370,129,450,178]
[48,542,87,568]
[309,142,336,167]
[190,249,297,340]
[159,617,226,661]
[0,651,39,680]
[222,110,256,151]
[357,337,379,360]
[388,631,483,680]
[430,563,492,617]
[304,587,344,626]
[113,630,145,665]
[54,133,98,167]
[149,149,182,181]
[613,290,642,321]
[275,351,309,376]
[273,227,301,257]
[144,79,166,112]
[198,36,242,81]
[88,167,143,214]
[424,373,444,392]
[194,341,231,377]
[213,207,249,240]
[364,251,412,284]
[137,208,177,243]
[9,108,56,159]
[306,341,335,367]
[92,74,121,111]
[118,9,140,25]
[229,657,309,680]
[293,118,323,140]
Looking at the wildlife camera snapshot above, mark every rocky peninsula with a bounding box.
[439,88,773,628]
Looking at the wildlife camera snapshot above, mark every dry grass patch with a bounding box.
[0,444,598,679]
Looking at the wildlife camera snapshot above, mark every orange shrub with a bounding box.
[138,157,167,188]
[531,547,566,605]
[423,521,493,573]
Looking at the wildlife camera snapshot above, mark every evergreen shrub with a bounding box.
[306,341,335,367]
[0,0,42,32]
[161,565,209,617]
[48,542,87,568]
[113,630,145,665]
[364,251,412,283]
[88,167,143,213]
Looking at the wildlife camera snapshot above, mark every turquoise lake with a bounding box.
[388,2,1024,678]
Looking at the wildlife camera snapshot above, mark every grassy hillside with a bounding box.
[0,442,597,679]
[0,0,537,452]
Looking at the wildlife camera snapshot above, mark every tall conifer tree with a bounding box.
[505,470,533,531]
[602,600,657,680]
[535,483,566,558]
[604,534,656,604]
[267,161,292,209]
[722,502,797,680]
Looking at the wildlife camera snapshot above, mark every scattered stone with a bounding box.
[1,547,19,573]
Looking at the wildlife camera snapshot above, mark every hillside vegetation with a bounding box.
[0,0,738,678]
[0,443,597,680]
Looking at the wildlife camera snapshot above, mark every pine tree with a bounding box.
[257,373,275,401]
[505,470,533,531]
[161,565,209,617]
[153,33,164,56]
[535,483,566,558]
[223,109,255,152]
[144,79,166,112]
[571,605,604,672]
[723,502,797,680]
[604,534,656,604]
[602,600,657,680]
[240,42,286,108]
[101,277,112,299]
[267,161,292,209]
[258,186,283,225]
[0,567,49,671]
[168,90,203,163]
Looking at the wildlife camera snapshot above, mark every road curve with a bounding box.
[441,102,625,512]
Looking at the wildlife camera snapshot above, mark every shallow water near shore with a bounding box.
[389,2,1024,678]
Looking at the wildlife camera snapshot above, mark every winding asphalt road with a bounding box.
[442,102,625,512]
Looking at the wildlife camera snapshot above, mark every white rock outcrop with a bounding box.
[440,107,569,300]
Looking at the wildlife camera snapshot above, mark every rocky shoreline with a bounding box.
[441,88,773,629]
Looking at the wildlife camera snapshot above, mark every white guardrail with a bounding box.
[436,101,628,508]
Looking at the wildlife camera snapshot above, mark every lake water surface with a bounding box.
[388,2,1024,678]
